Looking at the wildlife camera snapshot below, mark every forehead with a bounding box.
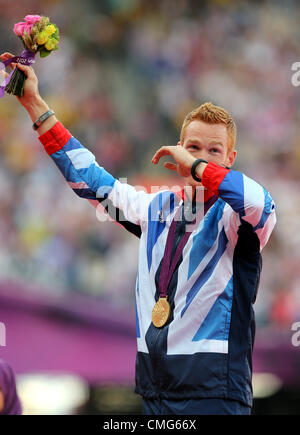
[183,120,229,145]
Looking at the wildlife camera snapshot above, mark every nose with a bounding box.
[196,151,210,161]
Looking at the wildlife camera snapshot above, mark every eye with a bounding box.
[210,148,220,153]
[188,144,199,150]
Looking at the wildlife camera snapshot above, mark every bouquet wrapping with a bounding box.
[0,15,60,97]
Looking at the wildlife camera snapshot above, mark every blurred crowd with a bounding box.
[0,0,300,326]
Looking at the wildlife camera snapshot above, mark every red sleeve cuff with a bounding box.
[201,161,230,195]
[39,121,72,155]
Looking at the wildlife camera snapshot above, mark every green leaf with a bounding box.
[40,48,51,58]
[52,24,60,41]
[53,30,60,40]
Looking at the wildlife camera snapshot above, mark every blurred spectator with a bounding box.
[0,359,22,415]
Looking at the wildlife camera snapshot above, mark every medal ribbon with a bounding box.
[158,206,193,299]
[0,50,35,98]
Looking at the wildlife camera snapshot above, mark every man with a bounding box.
[1,53,276,415]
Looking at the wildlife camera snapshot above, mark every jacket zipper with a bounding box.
[151,327,164,394]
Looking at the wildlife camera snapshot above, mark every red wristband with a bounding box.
[39,121,72,155]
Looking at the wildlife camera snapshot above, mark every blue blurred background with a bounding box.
[0,0,300,414]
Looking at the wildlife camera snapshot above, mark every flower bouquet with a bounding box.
[0,15,60,97]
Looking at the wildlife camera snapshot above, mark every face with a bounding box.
[179,120,237,187]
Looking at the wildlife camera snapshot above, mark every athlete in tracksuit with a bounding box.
[1,54,276,414]
[37,120,276,415]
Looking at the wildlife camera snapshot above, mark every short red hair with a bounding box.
[180,102,237,152]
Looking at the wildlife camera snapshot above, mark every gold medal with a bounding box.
[152,297,171,328]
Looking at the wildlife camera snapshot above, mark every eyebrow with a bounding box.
[186,139,224,147]
[208,140,224,147]
[186,138,202,144]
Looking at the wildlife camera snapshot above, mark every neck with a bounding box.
[180,185,216,203]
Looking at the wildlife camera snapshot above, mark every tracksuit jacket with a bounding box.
[39,121,276,407]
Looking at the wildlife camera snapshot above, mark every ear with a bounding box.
[225,149,237,168]
[177,141,182,146]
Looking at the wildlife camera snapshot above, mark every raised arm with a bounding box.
[0,53,155,234]
[0,53,57,134]
[152,145,276,250]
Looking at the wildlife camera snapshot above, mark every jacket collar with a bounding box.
[175,187,219,218]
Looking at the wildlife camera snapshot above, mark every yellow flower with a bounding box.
[44,37,57,51]
[45,24,56,36]
[37,30,49,45]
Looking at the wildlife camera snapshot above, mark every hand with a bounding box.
[0,52,40,108]
[0,52,55,133]
[151,145,197,178]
